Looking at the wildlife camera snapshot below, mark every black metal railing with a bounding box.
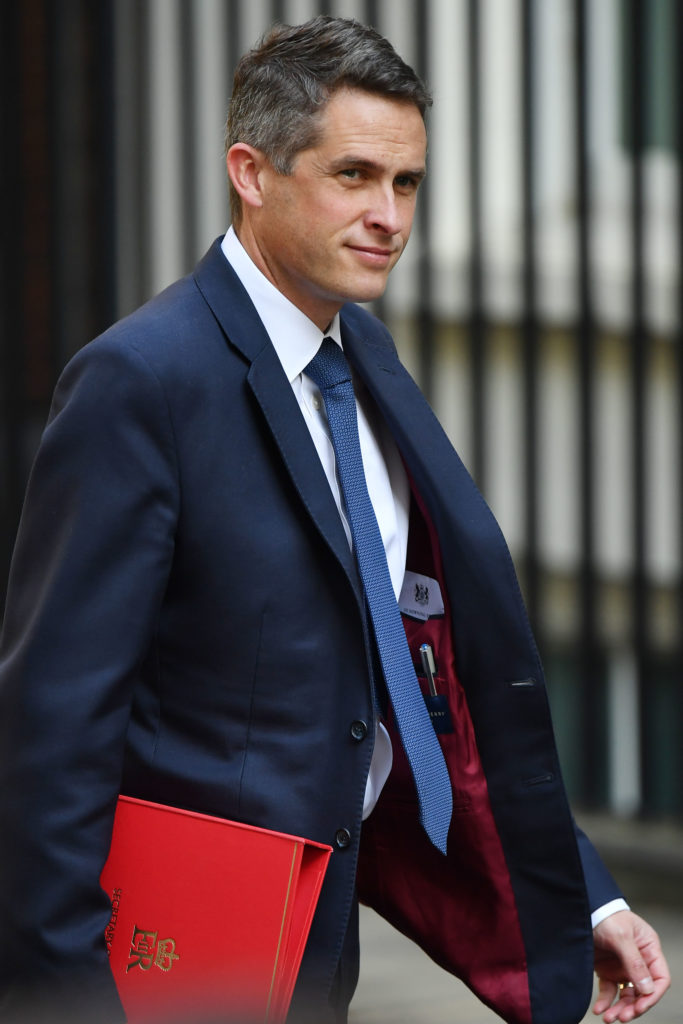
[1,0,681,817]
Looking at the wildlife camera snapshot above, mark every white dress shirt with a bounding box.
[219,228,628,927]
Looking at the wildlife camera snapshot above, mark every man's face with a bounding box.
[242,88,427,330]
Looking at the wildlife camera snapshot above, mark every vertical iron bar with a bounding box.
[575,0,601,807]
[271,0,285,26]
[415,0,434,403]
[112,0,147,316]
[629,0,650,815]
[676,0,683,821]
[225,0,242,239]
[46,0,66,374]
[227,0,241,89]
[520,0,540,636]
[363,0,387,326]
[466,0,486,491]
[95,0,118,335]
[137,3,152,304]
[49,0,118,366]
[180,0,198,271]
[24,0,53,407]
[0,0,25,613]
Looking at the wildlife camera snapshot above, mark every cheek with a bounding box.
[400,199,418,235]
[308,195,361,235]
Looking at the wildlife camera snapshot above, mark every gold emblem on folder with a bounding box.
[127,925,179,972]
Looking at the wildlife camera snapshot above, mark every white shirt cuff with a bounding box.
[362,721,393,820]
[591,898,630,929]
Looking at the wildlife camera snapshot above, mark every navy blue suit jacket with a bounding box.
[0,241,621,1023]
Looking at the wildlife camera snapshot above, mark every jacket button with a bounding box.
[350,720,367,742]
[335,828,352,849]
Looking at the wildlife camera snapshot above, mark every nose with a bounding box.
[364,185,402,236]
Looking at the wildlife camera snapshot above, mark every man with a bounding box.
[0,15,670,1024]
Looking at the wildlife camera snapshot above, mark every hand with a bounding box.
[592,910,670,1022]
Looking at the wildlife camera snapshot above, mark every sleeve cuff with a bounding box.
[591,898,630,929]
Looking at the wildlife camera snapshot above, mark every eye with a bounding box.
[339,168,361,180]
[394,174,420,192]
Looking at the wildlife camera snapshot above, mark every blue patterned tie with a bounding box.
[306,337,452,854]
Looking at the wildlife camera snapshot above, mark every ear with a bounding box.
[226,143,267,212]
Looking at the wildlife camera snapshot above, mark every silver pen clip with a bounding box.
[419,643,438,697]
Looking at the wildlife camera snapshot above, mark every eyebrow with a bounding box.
[330,156,426,181]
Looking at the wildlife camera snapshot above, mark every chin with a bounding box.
[343,277,391,305]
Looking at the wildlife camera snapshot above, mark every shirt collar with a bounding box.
[221,226,342,382]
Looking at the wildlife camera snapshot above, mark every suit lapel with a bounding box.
[341,305,503,569]
[245,350,361,596]
[193,242,362,602]
[341,306,543,690]
[340,312,452,507]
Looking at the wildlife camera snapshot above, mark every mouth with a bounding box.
[348,244,398,267]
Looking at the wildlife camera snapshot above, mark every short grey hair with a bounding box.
[226,15,431,224]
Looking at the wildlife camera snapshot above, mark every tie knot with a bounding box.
[305,337,352,392]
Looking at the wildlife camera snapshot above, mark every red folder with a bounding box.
[100,796,331,1023]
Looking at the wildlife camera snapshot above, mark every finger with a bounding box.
[617,942,655,996]
[602,970,653,1022]
[624,920,671,1010]
[639,940,672,994]
[630,980,671,1017]
[602,985,637,1024]
[592,977,618,1016]
[610,981,671,1023]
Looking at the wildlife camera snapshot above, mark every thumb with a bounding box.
[621,943,654,996]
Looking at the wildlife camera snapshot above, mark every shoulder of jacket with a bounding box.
[67,273,229,381]
[340,302,397,354]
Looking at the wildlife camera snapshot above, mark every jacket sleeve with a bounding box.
[574,823,624,915]
[0,336,179,1020]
